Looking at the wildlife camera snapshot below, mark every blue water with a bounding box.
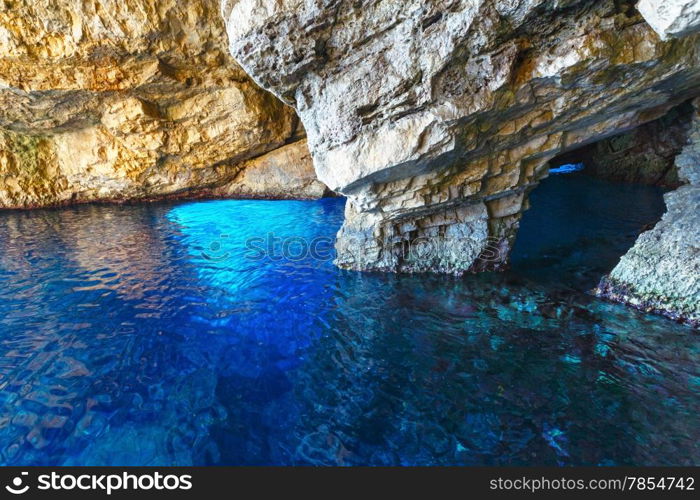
[0,174,697,466]
[549,163,585,175]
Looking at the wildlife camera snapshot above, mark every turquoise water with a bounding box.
[0,174,697,465]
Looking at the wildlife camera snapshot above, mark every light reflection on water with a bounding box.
[0,175,697,466]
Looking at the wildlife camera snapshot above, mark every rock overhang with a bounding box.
[219,0,700,313]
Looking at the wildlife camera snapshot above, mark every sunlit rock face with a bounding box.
[222,0,700,273]
[211,139,327,199]
[597,98,700,327]
[0,0,324,207]
[638,0,700,40]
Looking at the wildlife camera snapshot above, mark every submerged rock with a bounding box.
[222,0,700,274]
[596,186,700,327]
[0,0,325,207]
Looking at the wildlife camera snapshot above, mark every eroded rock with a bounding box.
[213,139,329,199]
[638,0,700,40]
[222,0,700,274]
[552,102,695,187]
[0,0,324,207]
[597,98,700,327]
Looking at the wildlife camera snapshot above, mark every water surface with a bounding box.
[0,174,697,466]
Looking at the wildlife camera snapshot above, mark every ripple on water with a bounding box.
[0,178,697,466]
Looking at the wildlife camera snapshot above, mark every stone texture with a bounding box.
[213,139,328,199]
[596,98,700,327]
[223,0,700,274]
[638,0,700,40]
[552,102,694,187]
[0,0,323,207]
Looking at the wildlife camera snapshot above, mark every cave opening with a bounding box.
[509,102,694,291]
[509,163,668,291]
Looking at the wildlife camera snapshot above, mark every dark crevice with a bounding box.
[421,12,443,30]
[550,101,695,188]
[511,104,694,291]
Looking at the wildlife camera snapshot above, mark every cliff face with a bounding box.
[223,0,700,274]
[596,98,700,327]
[0,0,325,207]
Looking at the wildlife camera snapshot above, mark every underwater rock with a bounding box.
[0,0,323,207]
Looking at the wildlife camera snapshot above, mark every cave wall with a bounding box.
[551,101,695,187]
[222,0,700,275]
[596,98,700,327]
[637,0,700,40]
[0,0,697,323]
[0,0,325,207]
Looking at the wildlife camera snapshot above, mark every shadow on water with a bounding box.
[0,175,696,466]
[510,172,668,291]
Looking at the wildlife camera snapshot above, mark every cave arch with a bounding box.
[510,99,700,326]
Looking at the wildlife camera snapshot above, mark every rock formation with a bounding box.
[597,98,700,327]
[1,0,698,323]
[638,0,700,40]
[222,0,700,276]
[0,0,326,208]
[551,101,694,187]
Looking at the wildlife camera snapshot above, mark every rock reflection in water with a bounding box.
[0,178,696,466]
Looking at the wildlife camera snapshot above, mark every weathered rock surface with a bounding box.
[0,0,324,207]
[212,139,329,199]
[597,98,700,327]
[223,0,700,274]
[638,0,700,40]
[552,101,694,187]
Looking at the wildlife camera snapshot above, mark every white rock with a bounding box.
[221,0,700,283]
[638,0,700,40]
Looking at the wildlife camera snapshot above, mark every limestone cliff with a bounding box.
[223,0,700,275]
[0,0,326,207]
[2,0,698,324]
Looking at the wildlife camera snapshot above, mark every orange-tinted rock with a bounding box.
[0,0,323,207]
